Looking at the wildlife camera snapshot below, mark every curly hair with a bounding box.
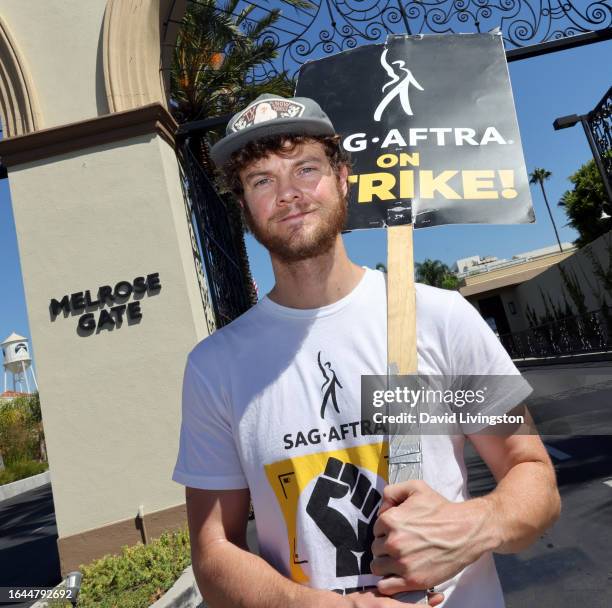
[219,133,352,198]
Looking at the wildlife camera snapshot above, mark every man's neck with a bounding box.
[266,236,365,309]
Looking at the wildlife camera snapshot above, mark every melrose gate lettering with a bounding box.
[49,272,161,335]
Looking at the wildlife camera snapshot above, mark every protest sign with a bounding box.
[296,33,533,230]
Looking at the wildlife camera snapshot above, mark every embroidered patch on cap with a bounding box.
[231,99,306,132]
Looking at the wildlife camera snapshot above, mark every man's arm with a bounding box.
[467,408,561,552]
[371,407,561,595]
[186,486,435,608]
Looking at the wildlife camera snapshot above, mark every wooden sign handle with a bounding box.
[386,224,428,604]
[387,224,417,374]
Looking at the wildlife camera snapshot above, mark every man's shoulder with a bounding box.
[415,283,461,316]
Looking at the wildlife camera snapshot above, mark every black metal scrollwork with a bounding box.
[499,309,612,359]
[232,0,612,81]
[587,86,612,188]
[178,139,256,328]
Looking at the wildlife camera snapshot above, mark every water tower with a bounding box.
[1,332,38,394]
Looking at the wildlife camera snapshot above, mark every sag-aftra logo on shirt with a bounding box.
[265,350,388,591]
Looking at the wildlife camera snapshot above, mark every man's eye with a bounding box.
[254,178,270,187]
[299,166,317,175]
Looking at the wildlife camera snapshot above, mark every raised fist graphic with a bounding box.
[306,457,382,577]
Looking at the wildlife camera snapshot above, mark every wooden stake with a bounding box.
[387,224,417,374]
[386,223,427,604]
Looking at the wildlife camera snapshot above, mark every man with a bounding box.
[172,94,560,607]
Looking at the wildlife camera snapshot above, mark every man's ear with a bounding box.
[338,164,349,197]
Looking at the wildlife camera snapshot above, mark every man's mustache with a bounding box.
[271,206,319,223]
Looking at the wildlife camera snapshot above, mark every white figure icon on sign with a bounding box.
[373,48,424,122]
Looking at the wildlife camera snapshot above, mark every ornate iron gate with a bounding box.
[500,308,612,358]
[223,0,612,81]
[588,85,612,199]
[177,130,257,329]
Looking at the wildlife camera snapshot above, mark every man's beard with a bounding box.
[242,184,348,263]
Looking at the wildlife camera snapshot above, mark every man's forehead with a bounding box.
[243,140,328,172]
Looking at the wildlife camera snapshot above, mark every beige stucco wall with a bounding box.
[460,250,575,296]
[0,0,109,128]
[461,249,579,334]
[8,134,207,537]
[513,230,612,329]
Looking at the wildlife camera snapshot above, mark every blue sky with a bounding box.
[0,39,610,363]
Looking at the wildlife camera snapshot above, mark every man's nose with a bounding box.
[276,174,302,205]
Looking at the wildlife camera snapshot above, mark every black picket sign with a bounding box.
[296,33,534,231]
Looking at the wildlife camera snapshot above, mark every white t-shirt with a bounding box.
[173,268,530,606]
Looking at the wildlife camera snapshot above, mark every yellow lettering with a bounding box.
[351,168,512,202]
[399,152,420,167]
[399,170,415,199]
[358,172,397,203]
[462,170,498,199]
[376,154,398,168]
[498,170,518,199]
[419,171,460,199]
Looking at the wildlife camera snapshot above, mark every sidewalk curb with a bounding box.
[148,565,204,608]
[0,470,50,502]
[514,351,612,369]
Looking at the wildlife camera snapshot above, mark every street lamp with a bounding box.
[65,571,82,607]
[553,112,612,215]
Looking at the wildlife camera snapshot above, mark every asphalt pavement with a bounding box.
[0,483,61,608]
[468,361,612,607]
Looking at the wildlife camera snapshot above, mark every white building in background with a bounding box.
[1,332,38,395]
[454,243,575,279]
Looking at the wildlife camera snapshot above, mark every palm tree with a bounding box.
[171,0,305,179]
[171,0,306,129]
[529,168,563,252]
[415,259,457,289]
[171,0,311,310]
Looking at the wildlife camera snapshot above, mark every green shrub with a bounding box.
[0,393,45,466]
[0,459,48,484]
[65,526,192,608]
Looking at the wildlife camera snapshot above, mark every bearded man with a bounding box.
[173,94,560,608]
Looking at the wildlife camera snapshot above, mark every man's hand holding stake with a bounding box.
[371,480,497,595]
[371,426,561,598]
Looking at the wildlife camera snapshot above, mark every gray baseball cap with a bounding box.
[210,94,336,166]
